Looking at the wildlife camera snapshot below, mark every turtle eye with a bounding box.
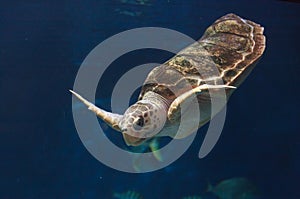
[133,116,144,130]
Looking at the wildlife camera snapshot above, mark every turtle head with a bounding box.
[119,100,167,146]
[69,90,167,146]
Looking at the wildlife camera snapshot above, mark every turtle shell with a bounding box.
[139,13,265,102]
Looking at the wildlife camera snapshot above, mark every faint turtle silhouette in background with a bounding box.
[208,177,260,199]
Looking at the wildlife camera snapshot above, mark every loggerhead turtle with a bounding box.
[70,13,266,146]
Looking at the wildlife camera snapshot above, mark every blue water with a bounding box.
[1,0,299,198]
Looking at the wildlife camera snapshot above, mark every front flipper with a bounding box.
[70,90,122,132]
[167,84,236,122]
[149,138,163,162]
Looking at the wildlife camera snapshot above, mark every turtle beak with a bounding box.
[121,127,127,132]
[122,133,146,146]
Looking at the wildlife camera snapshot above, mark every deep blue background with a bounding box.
[1,0,299,198]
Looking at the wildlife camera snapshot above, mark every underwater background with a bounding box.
[1,0,299,198]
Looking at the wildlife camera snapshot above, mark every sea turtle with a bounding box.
[207,177,259,199]
[70,13,266,146]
